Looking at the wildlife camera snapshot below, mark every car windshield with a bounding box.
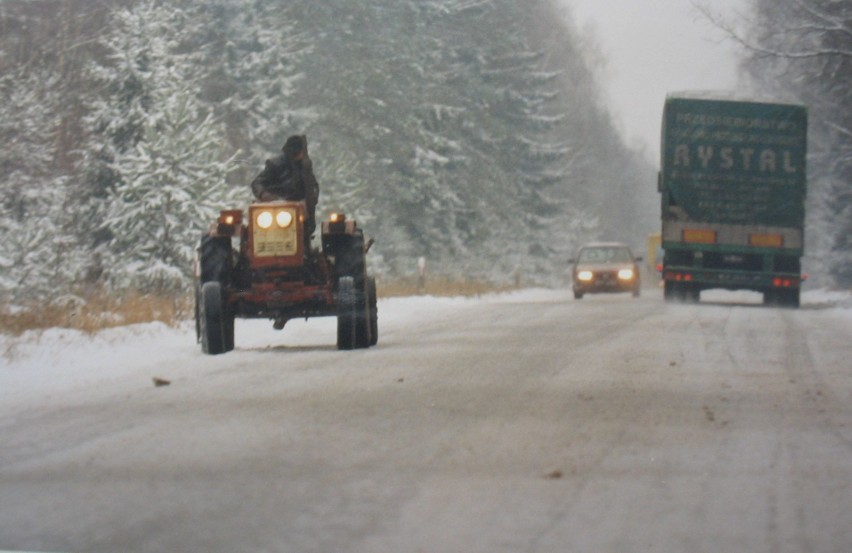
[578,247,632,263]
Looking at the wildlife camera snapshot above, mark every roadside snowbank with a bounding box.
[2,288,849,392]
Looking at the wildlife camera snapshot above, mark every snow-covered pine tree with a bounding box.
[0,66,73,302]
[298,0,659,283]
[193,0,314,187]
[422,0,587,279]
[80,0,236,294]
[2,0,671,294]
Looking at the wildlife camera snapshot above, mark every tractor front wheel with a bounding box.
[367,276,378,347]
[354,277,373,349]
[200,281,227,355]
[337,277,357,350]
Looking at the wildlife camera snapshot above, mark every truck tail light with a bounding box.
[665,271,693,282]
[749,233,784,247]
[682,229,717,244]
[772,277,798,288]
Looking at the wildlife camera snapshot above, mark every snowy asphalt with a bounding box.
[1,287,851,552]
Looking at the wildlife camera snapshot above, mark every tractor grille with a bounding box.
[251,206,299,258]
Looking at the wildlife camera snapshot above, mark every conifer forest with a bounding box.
[0,0,849,302]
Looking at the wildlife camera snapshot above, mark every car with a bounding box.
[568,242,642,299]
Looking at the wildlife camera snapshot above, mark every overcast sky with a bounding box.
[563,0,752,162]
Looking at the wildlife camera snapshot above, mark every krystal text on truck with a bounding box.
[194,200,377,353]
[658,94,808,307]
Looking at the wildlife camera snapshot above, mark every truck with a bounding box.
[658,94,808,307]
[194,200,377,354]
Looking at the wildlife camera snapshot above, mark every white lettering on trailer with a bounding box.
[673,144,799,175]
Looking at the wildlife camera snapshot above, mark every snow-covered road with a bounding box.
[2,288,851,552]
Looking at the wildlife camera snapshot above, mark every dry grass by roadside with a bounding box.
[0,293,192,337]
[0,278,520,336]
[378,276,521,298]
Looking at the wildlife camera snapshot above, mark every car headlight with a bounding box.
[256,211,274,229]
[276,210,293,228]
[618,268,635,280]
[577,270,594,282]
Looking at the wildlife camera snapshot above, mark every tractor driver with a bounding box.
[251,134,320,240]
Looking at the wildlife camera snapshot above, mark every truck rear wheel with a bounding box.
[687,285,700,303]
[664,281,698,302]
[337,277,357,350]
[765,289,800,308]
[786,289,801,308]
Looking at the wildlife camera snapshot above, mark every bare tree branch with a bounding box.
[693,1,852,60]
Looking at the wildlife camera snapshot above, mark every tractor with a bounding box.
[194,200,377,354]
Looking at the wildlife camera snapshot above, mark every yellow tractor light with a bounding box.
[276,210,294,228]
[218,210,242,226]
[256,211,274,229]
[215,210,243,236]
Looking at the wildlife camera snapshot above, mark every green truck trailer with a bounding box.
[659,94,808,307]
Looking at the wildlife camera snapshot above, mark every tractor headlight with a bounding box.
[276,210,293,228]
[577,270,594,282]
[256,211,274,229]
[618,268,635,280]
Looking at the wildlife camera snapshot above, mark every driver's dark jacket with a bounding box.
[250,154,319,235]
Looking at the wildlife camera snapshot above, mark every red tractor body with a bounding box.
[195,200,377,353]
